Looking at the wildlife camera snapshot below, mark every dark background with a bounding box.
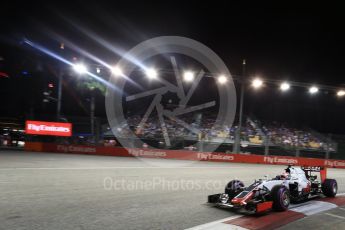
[0,1,344,133]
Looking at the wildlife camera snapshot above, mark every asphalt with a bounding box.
[0,151,345,230]
[278,206,345,230]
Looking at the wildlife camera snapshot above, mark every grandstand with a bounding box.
[109,112,337,155]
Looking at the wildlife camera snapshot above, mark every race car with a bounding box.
[208,165,338,213]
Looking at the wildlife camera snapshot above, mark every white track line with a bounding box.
[290,201,337,216]
[324,212,345,219]
[185,215,246,230]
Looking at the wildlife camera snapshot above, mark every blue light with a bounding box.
[23,39,119,91]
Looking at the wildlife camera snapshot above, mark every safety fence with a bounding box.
[24,142,345,169]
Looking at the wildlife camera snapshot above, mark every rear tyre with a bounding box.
[271,185,290,211]
[225,180,244,199]
[322,179,337,197]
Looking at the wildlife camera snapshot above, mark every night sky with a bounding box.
[1,2,345,133]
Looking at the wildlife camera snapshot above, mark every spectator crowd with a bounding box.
[114,113,335,152]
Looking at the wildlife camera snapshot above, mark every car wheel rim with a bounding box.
[333,184,338,194]
[282,192,290,206]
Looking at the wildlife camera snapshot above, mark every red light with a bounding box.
[48,83,54,88]
[0,72,9,78]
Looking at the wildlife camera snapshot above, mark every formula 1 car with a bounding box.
[208,166,337,213]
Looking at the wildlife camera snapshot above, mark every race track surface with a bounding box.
[1,151,345,230]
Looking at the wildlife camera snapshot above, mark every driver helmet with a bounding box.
[280,172,289,180]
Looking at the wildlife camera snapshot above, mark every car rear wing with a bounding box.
[301,166,327,182]
[301,166,324,172]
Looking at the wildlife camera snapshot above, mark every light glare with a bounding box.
[183,71,194,82]
[252,78,263,88]
[337,90,345,97]
[111,66,123,76]
[73,63,87,74]
[309,86,319,94]
[145,68,158,79]
[280,82,290,91]
[217,75,227,84]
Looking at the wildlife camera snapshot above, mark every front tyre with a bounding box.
[322,179,337,197]
[271,185,290,211]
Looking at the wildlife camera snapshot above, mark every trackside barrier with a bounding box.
[24,142,345,169]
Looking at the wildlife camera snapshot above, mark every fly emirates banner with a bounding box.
[26,120,72,137]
